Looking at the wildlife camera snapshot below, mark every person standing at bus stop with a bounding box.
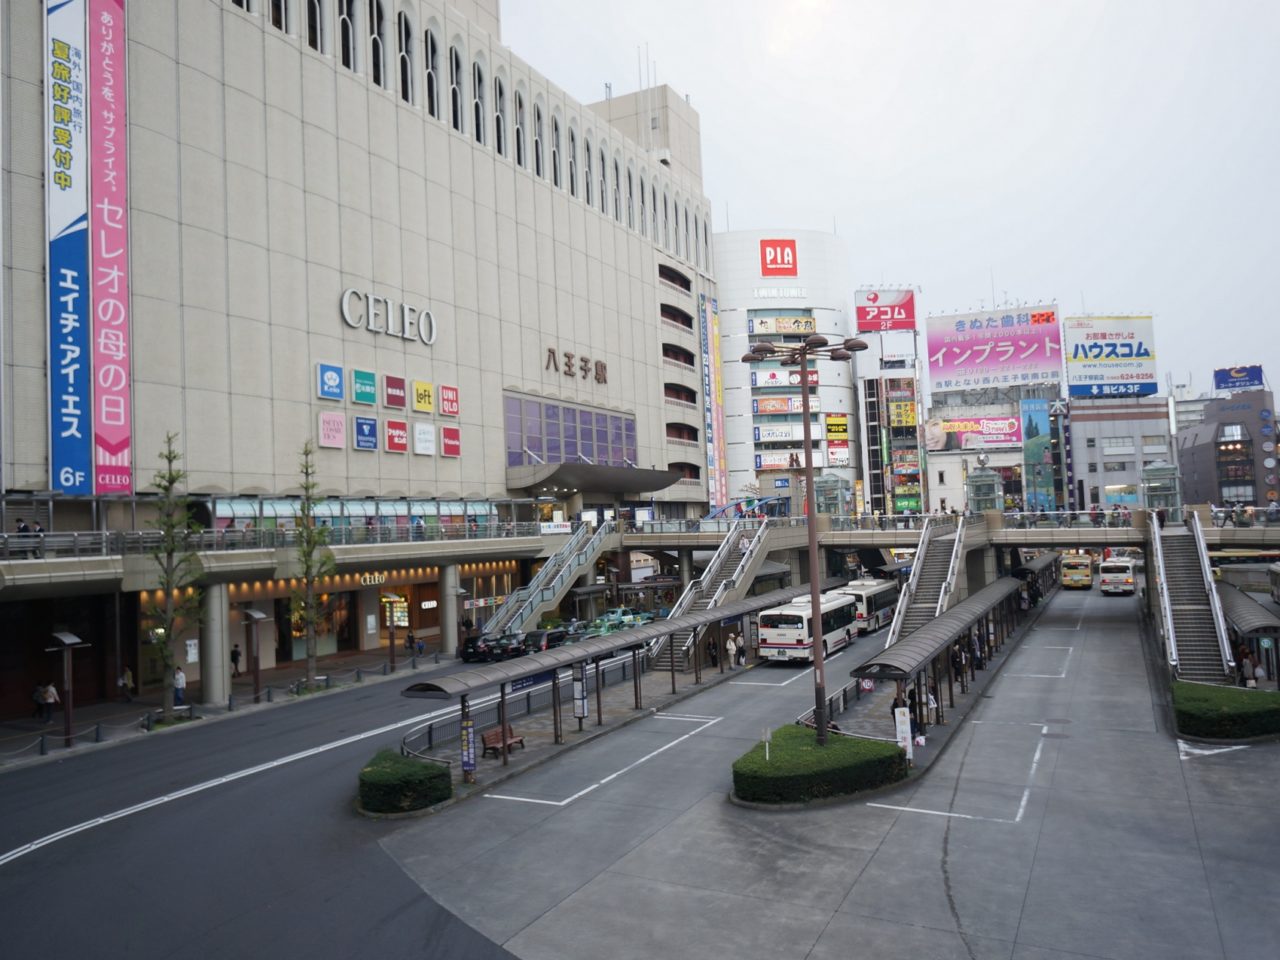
[725,633,738,670]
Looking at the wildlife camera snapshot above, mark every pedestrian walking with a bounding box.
[230,643,242,677]
[739,533,751,555]
[928,678,940,724]
[725,633,738,670]
[38,682,59,723]
[173,666,187,706]
[118,666,135,702]
[845,626,854,648]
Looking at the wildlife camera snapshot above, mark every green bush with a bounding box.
[358,749,452,813]
[1173,681,1280,739]
[732,724,908,804]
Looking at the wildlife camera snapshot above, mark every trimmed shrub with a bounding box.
[359,749,452,813]
[1173,681,1280,740]
[733,725,908,804]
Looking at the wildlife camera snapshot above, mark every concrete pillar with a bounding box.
[788,549,804,588]
[679,549,694,586]
[201,583,229,705]
[441,563,460,657]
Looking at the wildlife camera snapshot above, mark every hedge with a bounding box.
[359,749,452,813]
[732,724,908,804]
[1173,681,1280,740]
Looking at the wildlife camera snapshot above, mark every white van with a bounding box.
[1099,560,1137,596]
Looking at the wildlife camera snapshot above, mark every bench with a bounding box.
[481,724,525,758]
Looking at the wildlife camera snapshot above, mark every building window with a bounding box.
[306,0,323,50]
[448,46,463,132]
[694,215,700,265]
[611,160,621,221]
[533,106,544,177]
[684,209,691,261]
[1087,462,1097,473]
[368,0,386,89]
[937,470,945,485]
[583,138,592,204]
[471,63,485,145]
[494,77,507,157]
[1085,437,1096,448]
[1221,484,1255,502]
[567,130,578,196]
[514,92,526,167]
[1218,423,1245,442]
[704,221,711,270]
[673,202,680,255]
[270,0,288,32]
[339,0,356,70]
[396,12,413,103]
[552,119,562,188]
[423,29,439,118]
[232,0,250,9]
[598,148,607,214]
[639,177,646,236]
[626,170,634,228]
[663,193,670,250]
[1101,437,1134,455]
[1103,461,1132,473]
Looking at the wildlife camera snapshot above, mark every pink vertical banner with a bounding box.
[89,0,133,492]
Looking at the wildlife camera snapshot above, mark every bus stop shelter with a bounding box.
[1216,582,1280,688]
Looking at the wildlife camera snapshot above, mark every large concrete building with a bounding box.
[0,0,721,714]
[1176,389,1278,507]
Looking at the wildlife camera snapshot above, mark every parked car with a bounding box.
[489,631,528,659]
[520,628,569,655]
[460,635,497,663]
[599,607,643,627]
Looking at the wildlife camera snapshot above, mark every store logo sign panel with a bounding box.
[439,384,460,417]
[384,375,406,408]
[413,422,435,455]
[317,362,344,400]
[412,380,434,413]
[440,426,461,457]
[759,239,798,277]
[352,369,377,405]
[385,419,408,452]
[318,411,345,448]
[353,416,378,450]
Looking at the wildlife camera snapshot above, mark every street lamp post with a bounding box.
[742,335,868,746]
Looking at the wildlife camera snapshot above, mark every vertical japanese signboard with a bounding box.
[46,0,93,494]
[710,298,728,507]
[698,294,726,507]
[88,0,132,492]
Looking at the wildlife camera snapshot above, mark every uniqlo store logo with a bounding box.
[759,239,797,277]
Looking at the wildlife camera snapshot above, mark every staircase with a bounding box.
[1160,533,1231,683]
[896,534,955,638]
[651,539,747,673]
[484,523,614,637]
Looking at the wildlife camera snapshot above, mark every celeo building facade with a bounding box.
[0,0,718,715]
[715,231,858,511]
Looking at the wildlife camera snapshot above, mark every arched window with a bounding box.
[368,0,386,89]
[568,130,578,197]
[639,176,646,236]
[423,29,439,118]
[448,45,463,132]
[663,192,670,250]
[612,159,621,221]
[472,62,485,145]
[533,105,544,178]
[626,170,634,228]
[306,0,323,51]
[339,0,356,70]
[514,91,526,168]
[704,222,711,271]
[598,148,606,214]
[694,215,701,266]
[396,12,413,103]
[583,138,593,204]
[684,208,691,261]
[552,118,562,188]
[652,185,658,240]
[232,0,249,9]
[494,77,507,157]
[270,0,288,32]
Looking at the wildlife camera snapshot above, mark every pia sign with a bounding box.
[759,239,797,277]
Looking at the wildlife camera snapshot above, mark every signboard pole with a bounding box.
[498,683,508,767]
[460,695,476,783]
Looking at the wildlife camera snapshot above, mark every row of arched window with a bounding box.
[227,0,712,274]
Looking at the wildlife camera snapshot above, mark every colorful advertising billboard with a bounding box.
[699,295,728,507]
[1021,399,1053,511]
[752,368,818,388]
[89,0,133,492]
[47,0,93,494]
[1064,316,1158,397]
[748,315,816,335]
[753,395,823,414]
[1213,365,1265,391]
[924,416,1022,451]
[855,290,916,332]
[926,306,1061,393]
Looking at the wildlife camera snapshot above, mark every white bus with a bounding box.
[1099,559,1137,596]
[834,578,901,634]
[757,593,859,663]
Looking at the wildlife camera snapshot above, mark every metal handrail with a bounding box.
[648,518,748,660]
[1148,510,1178,670]
[882,515,939,651]
[1189,511,1234,675]
[503,522,615,634]
[935,515,968,617]
[675,519,770,659]
[484,523,589,634]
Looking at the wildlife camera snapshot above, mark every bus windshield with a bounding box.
[760,613,803,630]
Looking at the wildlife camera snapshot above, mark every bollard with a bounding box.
[382,663,388,676]
[267,687,274,703]
[356,668,363,683]
[145,713,153,732]
[228,694,235,711]
[325,675,332,689]
[411,655,417,670]
[39,734,47,756]
[95,722,103,743]
[434,651,440,664]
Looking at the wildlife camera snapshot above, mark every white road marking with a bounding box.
[1178,740,1248,760]
[0,704,458,868]
[487,715,722,807]
[1008,646,1073,679]
[733,650,846,687]
[866,803,1016,824]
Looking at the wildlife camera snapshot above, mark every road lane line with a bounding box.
[866,803,1015,824]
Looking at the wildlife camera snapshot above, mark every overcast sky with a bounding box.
[500,0,1279,399]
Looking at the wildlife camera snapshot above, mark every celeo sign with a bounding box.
[759,239,797,277]
[341,289,438,345]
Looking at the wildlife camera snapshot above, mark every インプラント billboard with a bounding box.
[926,306,1061,393]
[1064,316,1158,397]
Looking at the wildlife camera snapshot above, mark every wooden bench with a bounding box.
[481,724,525,758]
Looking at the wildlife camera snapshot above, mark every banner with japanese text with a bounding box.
[89,0,133,491]
[855,289,916,332]
[926,306,1061,394]
[1063,315,1157,398]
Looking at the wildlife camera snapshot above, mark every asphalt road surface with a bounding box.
[1,589,1276,959]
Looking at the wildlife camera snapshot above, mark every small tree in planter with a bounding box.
[146,433,204,721]
[292,441,336,689]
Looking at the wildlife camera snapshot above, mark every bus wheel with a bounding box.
[823,641,829,658]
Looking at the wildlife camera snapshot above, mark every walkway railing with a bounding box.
[1190,510,1234,677]
[999,510,1133,529]
[882,515,944,651]
[483,523,590,636]
[499,522,616,636]
[648,519,747,662]
[829,514,928,531]
[936,514,970,617]
[1148,510,1178,671]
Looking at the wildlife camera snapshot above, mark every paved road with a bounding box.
[1,589,1275,959]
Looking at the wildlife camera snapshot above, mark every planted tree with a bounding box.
[292,440,336,689]
[146,433,204,720]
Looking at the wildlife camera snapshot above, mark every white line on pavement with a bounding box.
[487,715,723,807]
[1008,646,1073,679]
[865,802,1015,824]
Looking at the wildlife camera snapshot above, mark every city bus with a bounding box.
[1099,559,1137,596]
[833,578,901,633]
[1061,555,1094,589]
[756,593,859,663]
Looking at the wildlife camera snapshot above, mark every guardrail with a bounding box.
[676,519,772,661]
[1147,510,1178,671]
[1000,510,1134,529]
[0,521,548,561]
[484,523,590,635]
[1190,510,1234,677]
[935,514,969,617]
[829,514,928,532]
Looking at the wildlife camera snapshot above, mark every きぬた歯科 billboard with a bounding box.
[926,307,1061,393]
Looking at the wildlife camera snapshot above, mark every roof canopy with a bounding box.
[1216,583,1280,638]
[506,462,682,496]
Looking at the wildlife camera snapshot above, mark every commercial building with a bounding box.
[0,1,719,714]
[1067,396,1173,510]
[715,231,859,510]
[1176,390,1278,507]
